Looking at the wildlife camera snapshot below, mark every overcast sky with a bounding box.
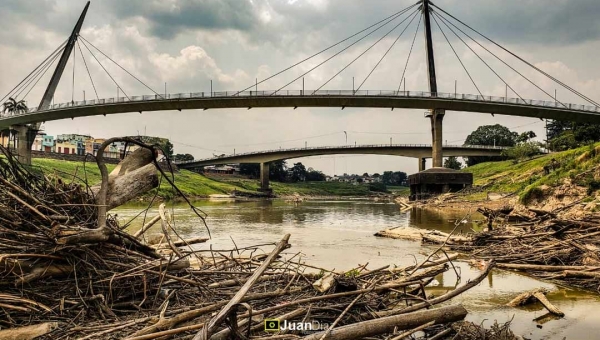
[1,0,599,175]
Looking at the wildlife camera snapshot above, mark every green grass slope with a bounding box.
[463,142,600,203]
[29,158,375,199]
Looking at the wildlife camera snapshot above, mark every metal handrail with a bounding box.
[174,143,508,164]
[4,89,599,118]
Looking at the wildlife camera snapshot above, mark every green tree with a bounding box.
[306,167,326,181]
[2,97,28,117]
[547,120,600,151]
[464,124,518,166]
[516,131,537,143]
[502,142,542,163]
[444,156,462,170]
[290,162,307,182]
[381,171,393,185]
[239,163,260,177]
[173,153,194,162]
[269,160,288,182]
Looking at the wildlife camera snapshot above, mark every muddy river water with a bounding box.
[116,199,600,340]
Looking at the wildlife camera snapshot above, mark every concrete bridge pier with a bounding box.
[13,125,35,165]
[418,157,426,172]
[260,162,270,192]
[430,110,445,168]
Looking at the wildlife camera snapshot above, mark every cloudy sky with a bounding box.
[1,0,599,175]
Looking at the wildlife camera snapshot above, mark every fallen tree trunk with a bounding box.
[302,305,467,340]
[91,147,159,212]
[0,322,59,340]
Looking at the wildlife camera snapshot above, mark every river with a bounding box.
[116,199,600,340]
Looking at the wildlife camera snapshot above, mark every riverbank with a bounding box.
[30,158,396,200]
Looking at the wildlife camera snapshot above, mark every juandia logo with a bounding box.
[264,319,329,333]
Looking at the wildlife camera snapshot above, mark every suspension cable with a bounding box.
[431,13,485,99]
[77,40,100,101]
[432,9,568,108]
[432,10,525,102]
[0,40,67,103]
[15,45,64,100]
[315,9,420,94]
[356,10,421,93]
[21,48,64,101]
[397,13,422,94]
[274,7,417,96]
[79,38,130,100]
[235,1,421,95]
[430,2,599,107]
[79,35,163,98]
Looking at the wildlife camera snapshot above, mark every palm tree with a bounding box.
[1,98,28,149]
[2,97,28,117]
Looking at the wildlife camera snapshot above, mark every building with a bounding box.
[56,134,92,155]
[204,164,240,175]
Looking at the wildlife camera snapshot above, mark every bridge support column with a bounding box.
[13,125,35,165]
[430,110,444,168]
[418,157,426,172]
[260,162,270,192]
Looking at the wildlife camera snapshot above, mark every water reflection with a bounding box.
[116,199,600,340]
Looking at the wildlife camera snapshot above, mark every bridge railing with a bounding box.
[17,90,600,116]
[175,143,509,165]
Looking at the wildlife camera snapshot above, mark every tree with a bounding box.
[173,153,195,162]
[163,141,174,158]
[464,124,518,166]
[362,172,369,177]
[444,156,462,170]
[381,171,394,185]
[2,97,28,117]
[306,168,326,181]
[373,173,380,178]
[381,171,407,186]
[290,162,307,182]
[516,131,536,143]
[502,142,543,163]
[269,160,287,182]
[547,120,600,151]
[392,171,408,186]
[239,163,260,177]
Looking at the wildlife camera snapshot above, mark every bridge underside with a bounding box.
[2,94,600,129]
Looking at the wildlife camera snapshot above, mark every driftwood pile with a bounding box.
[0,144,512,339]
[435,205,600,292]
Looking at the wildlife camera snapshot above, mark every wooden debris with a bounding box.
[507,289,564,317]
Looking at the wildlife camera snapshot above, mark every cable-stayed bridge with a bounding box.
[1,0,598,170]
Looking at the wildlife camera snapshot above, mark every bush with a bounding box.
[368,182,388,193]
[501,142,542,163]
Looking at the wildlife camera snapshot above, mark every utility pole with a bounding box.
[353,77,355,94]
[211,80,213,97]
[83,90,85,102]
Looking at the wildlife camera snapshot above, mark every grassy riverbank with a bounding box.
[30,158,382,199]
[463,142,600,203]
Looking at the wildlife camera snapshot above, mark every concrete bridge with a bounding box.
[2,90,599,130]
[2,0,598,184]
[176,143,507,191]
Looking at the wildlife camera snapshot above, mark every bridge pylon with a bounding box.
[13,2,90,165]
[422,0,445,168]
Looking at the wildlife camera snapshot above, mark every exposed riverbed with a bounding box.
[117,199,600,340]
